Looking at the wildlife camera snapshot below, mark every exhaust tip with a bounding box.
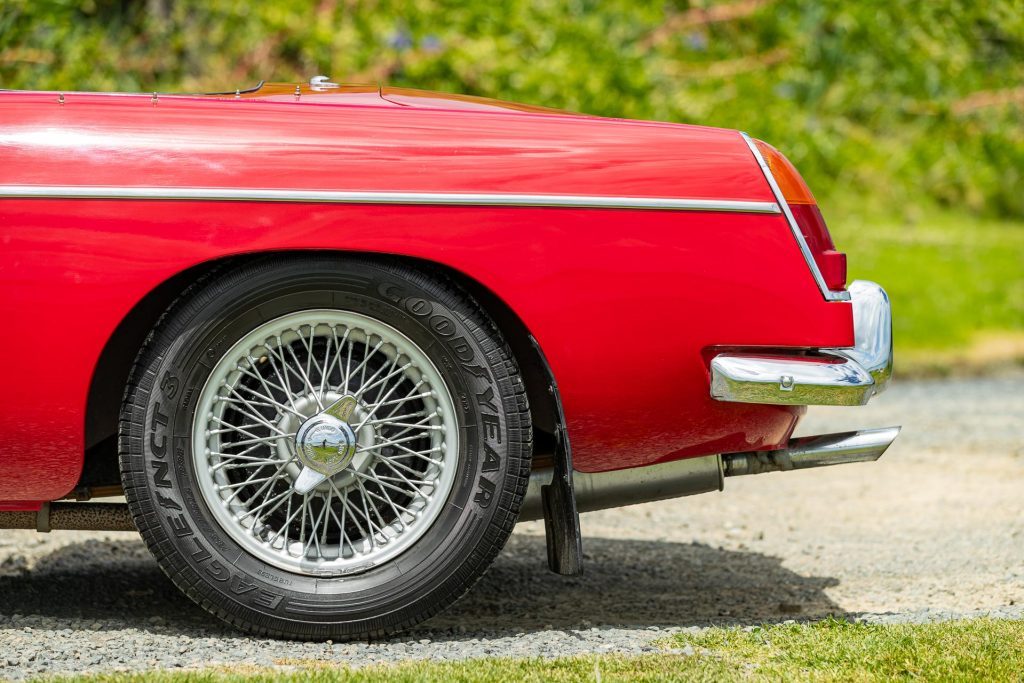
[723,426,901,477]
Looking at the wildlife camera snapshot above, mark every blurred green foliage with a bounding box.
[832,202,1024,357]
[2,0,1022,218]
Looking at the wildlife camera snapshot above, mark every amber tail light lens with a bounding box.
[753,140,847,292]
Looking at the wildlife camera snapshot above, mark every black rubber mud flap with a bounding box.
[530,336,583,576]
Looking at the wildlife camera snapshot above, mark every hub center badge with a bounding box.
[295,396,359,476]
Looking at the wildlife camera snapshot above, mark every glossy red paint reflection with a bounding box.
[0,90,853,502]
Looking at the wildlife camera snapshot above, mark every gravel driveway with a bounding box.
[1,375,1022,679]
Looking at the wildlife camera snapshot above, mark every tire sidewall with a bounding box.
[125,259,523,636]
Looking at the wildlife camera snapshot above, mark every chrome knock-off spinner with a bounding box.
[295,414,357,474]
[292,395,363,493]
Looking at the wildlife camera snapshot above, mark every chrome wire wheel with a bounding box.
[192,309,459,576]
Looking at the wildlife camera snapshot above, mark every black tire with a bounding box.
[119,255,532,640]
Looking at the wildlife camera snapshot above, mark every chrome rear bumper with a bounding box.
[710,280,892,406]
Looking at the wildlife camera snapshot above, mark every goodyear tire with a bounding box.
[119,256,531,639]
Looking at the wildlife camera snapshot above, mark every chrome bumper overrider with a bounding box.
[710,280,893,406]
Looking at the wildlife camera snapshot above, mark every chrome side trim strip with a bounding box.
[0,185,781,214]
[710,279,893,406]
[740,132,851,302]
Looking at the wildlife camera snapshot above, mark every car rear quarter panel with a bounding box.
[0,93,853,502]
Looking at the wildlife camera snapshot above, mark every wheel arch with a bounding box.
[80,250,559,492]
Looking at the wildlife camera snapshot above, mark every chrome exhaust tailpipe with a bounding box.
[518,427,899,522]
[518,454,724,522]
[721,426,901,477]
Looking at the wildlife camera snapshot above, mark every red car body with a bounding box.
[0,84,857,507]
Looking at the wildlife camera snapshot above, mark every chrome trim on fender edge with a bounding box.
[740,132,851,302]
[709,280,893,406]
[0,185,782,214]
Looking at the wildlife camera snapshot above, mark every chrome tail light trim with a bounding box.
[740,132,851,302]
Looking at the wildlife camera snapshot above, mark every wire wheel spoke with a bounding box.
[194,309,458,576]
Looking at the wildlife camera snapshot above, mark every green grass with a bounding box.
[665,617,1024,681]
[825,200,1024,373]
[39,618,1024,683]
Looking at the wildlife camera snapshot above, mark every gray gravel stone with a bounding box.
[0,376,1021,680]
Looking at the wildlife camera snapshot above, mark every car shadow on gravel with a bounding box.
[0,534,844,639]
[418,534,845,636]
[0,537,224,634]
